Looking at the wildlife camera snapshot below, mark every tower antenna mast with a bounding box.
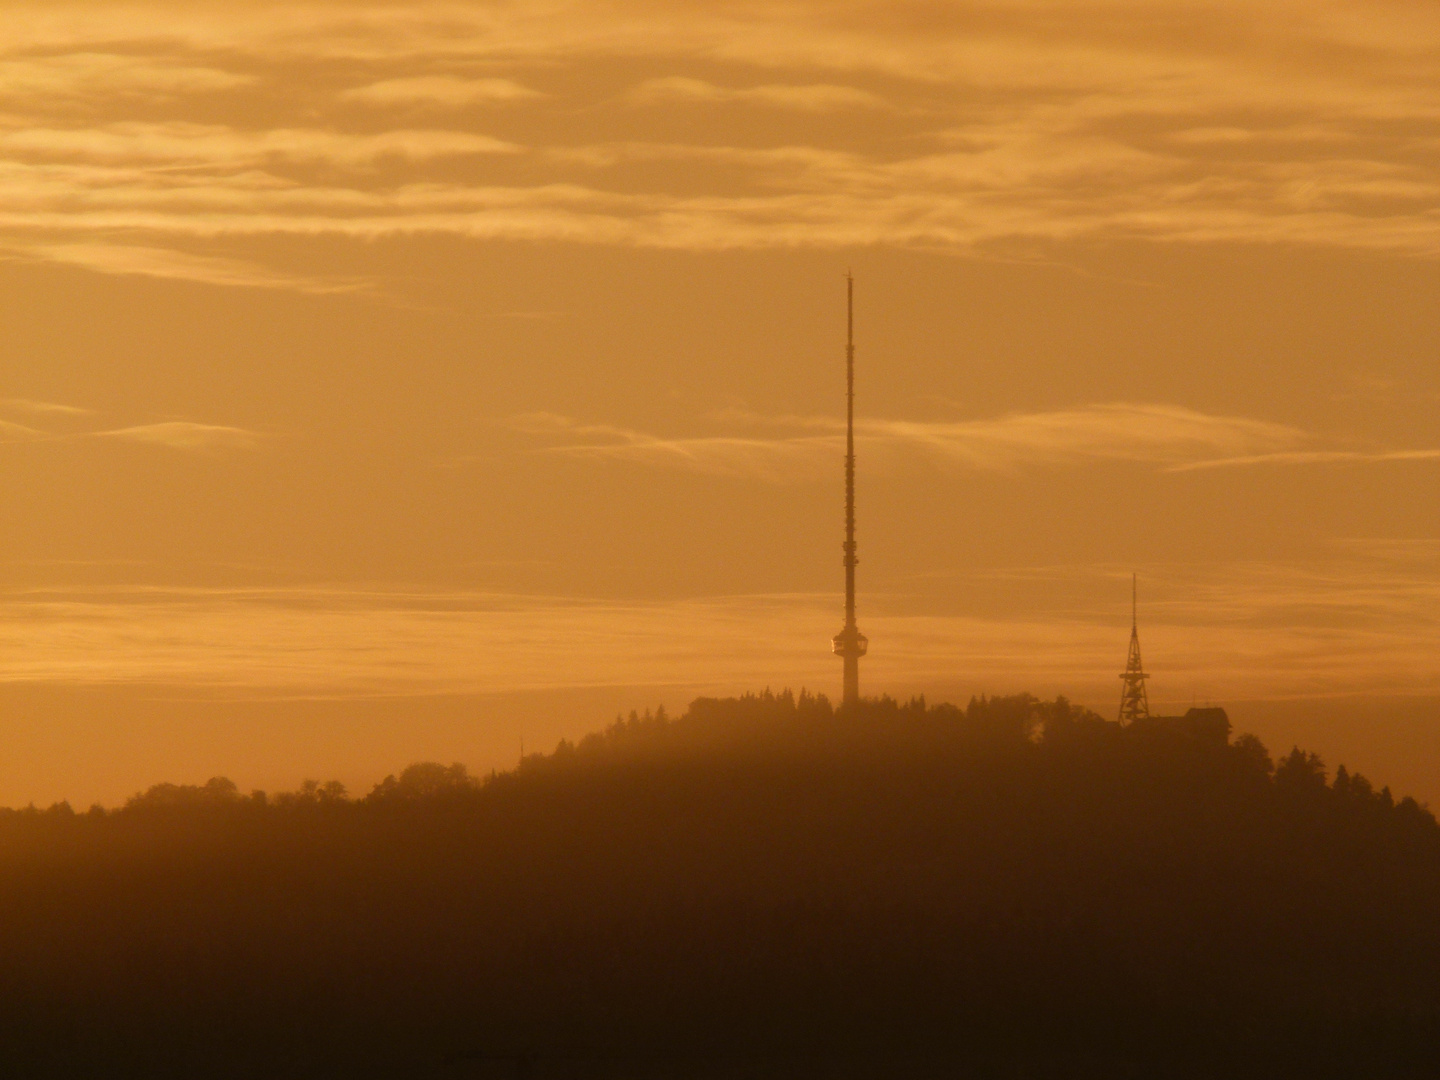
[832,273,868,704]
[1118,572,1150,723]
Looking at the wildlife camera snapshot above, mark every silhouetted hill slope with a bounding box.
[1,691,1437,1078]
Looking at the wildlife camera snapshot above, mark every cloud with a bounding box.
[0,137,1430,258]
[626,77,889,111]
[521,406,1440,480]
[2,553,1439,703]
[513,404,1308,480]
[0,398,92,417]
[13,241,367,294]
[340,76,543,107]
[0,53,255,101]
[0,123,521,167]
[0,3,1432,255]
[0,401,261,451]
[0,419,43,441]
[859,405,1305,469]
[1168,449,1440,472]
[96,422,261,450]
[513,411,837,481]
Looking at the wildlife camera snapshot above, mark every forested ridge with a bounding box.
[1,691,1437,1078]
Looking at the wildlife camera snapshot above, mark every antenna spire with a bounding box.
[832,273,867,705]
[1119,572,1150,723]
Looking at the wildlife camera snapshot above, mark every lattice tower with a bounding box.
[1118,573,1150,723]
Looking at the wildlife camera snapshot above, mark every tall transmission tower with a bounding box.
[1118,573,1150,723]
[832,273,868,705]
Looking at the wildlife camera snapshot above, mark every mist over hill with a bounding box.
[2,690,1437,1078]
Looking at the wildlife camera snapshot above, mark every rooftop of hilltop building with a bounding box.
[1130,707,1231,744]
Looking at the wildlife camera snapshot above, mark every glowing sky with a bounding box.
[0,0,1437,805]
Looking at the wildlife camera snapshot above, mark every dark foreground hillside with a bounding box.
[1,692,1437,1078]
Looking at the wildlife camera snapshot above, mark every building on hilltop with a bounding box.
[1130,706,1232,746]
[1116,576,1230,743]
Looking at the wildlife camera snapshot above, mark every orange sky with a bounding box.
[0,0,1437,807]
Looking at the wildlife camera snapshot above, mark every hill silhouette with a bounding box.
[1,691,1437,1078]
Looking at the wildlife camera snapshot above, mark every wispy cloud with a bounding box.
[626,77,889,112]
[0,123,521,167]
[0,398,92,417]
[1,552,1438,703]
[513,404,1310,479]
[1168,450,1440,472]
[0,53,255,101]
[0,144,1427,256]
[0,3,1429,257]
[0,396,91,441]
[510,411,836,481]
[859,406,1305,470]
[11,241,367,294]
[0,396,261,452]
[95,422,261,451]
[341,76,543,107]
[0,419,43,441]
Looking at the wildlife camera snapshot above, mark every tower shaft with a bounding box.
[845,274,856,631]
[832,273,867,704]
[1118,573,1150,723]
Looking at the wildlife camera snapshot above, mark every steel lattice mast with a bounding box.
[1118,573,1150,723]
[832,273,868,705]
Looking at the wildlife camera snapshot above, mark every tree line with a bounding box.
[0,690,1436,1078]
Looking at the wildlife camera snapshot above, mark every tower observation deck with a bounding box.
[832,273,868,705]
